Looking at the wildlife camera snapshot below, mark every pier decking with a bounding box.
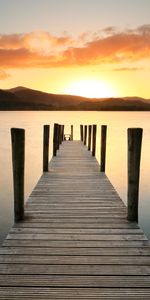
[0,140,150,299]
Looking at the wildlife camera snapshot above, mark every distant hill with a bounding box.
[0,86,150,111]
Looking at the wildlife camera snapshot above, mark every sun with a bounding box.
[64,79,115,98]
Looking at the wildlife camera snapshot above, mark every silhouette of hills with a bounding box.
[0,86,150,111]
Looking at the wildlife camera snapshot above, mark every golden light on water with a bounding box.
[64,79,116,98]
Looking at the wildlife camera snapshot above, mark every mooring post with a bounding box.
[57,124,61,146]
[59,125,61,145]
[80,125,83,142]
[62,125,65,142]
[59,124,62,145]
[71,125,73,141]
[88,125,92,151]
[92,124,97,156]
[127,128,143,222]
[56,124,60,150]
[53,123,58,156]
[11,128,25,222]
[100,125,107,172]
[84,125,87,145]
[61,125,64,143]
[43,125,50,172]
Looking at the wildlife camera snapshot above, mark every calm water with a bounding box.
[0,111,150,243]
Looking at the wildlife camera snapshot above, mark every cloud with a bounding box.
[113,67,146,71]
[0,25,150,69]
[0,69,10,80]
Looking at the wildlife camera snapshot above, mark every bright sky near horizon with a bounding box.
[0,0,150,98]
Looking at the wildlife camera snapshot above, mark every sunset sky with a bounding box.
[0,0,150,98]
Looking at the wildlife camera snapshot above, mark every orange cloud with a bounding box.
[114,67,146,71]
[0,69,10,80]
[0,25,150,69]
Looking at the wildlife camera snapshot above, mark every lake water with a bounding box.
[0,111,150,244]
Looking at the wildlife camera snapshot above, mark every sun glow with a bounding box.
[64,79,116,98]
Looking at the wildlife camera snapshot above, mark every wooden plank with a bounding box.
[0,254,150,265]
[0,264,150,275]
[6,233,147,241]
[10,228,143,234]
[0,140,150,299]
[3,239,150,248]
[1,247,150,256]
[0,275,150,287]
[12,222,140,229]
[0,287,150,299]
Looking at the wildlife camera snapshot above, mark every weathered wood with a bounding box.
[6,233,147,241]
[1,246,149,256]
[1,139,149,299]
[71,125,73,141]
[1,254,150,265]
[11,128,25,222]
[3,239,149,248]
[84,125,87,145]
[53,123,58,156]
[0,264,150,275]
[1,275,150,288]
[9,227,143,234]
[127,128,143,222]
[80,125,83,141]
[0,287,150,299]
[61,125,64,142]
[58,124,61,146]
[43,125,50,172]
[92,124,97,156]
[88,125,92,151]
[100,125,107,172]
[59,125,62,145]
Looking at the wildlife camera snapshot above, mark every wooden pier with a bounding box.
[0,140,150,299]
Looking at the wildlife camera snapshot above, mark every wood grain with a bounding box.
[0,140,150,299]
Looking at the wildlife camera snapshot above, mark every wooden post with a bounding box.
[84,125,87,145]
[92,125,97,156]
[11,128,25,222]
[43,125,50,172]
[59,124,62,145]
[127,128,143,222]
[61,125,64,143]
[100,125,107,172]
[57,124,61,147]
[53,123,58,156]
[62,125,64,142]
[71,125,73,141]
[59,125,62,145]
[88,125,92,151]
[56,124,60,150]
[80,125,83,142]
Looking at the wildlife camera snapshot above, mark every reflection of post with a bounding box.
[80,125,83,142]
[88,125,92,151]
[92,125,97,156]
[71,125,73,140]
[84,125,87,145]
[100,125,107,172]
[127,128,143,222]
[11,128,25,222]
[43,125,50,172]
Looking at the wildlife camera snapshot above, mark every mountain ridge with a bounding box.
[0,86,150,111]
